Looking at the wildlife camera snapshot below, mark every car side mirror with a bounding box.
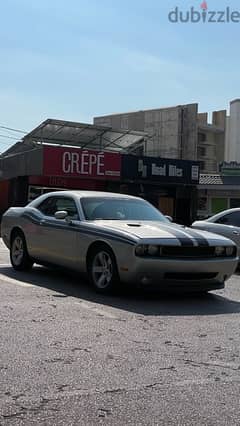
[165,215,173,222]
[54,210,68,220]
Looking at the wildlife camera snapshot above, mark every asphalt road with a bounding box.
[0,240,240,425]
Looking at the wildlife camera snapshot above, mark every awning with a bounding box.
[23,118,148,153]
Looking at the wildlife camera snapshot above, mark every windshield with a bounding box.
[81,197,169,222]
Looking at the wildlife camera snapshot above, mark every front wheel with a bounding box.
[10,232,33,271]
[88,246,119,294]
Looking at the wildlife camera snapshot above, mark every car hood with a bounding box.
[88,220,234,245]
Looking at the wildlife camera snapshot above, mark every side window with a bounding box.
[37,197,79,219]
[216,212,240,227]
[55,198,79,219]
[37,197,56,215]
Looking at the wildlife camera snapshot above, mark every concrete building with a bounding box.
[197,110,226,173]
[94,104,226,173]
[225,99,240,162]
[94,104,198,161]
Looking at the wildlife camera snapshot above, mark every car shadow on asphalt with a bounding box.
[1,265,240,317]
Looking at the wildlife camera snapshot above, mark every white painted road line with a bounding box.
[0,273,34,288]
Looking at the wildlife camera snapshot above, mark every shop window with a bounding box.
[211,198,228,214]
[230,199,240,209]
[28,186,45,202]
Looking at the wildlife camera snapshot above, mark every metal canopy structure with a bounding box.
[23,119,149,153]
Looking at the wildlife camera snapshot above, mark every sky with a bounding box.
[0,0,240,152]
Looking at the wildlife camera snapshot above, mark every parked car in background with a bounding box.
[1,191,238,294]
[192,208,240,258]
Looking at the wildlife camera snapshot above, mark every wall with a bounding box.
[0,148,43,179]
[225,99,240,162]
[94,103,198,161]
[197,110,226,173]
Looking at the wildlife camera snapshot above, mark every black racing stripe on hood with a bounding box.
[159,224,194,247]
[185,228,210,247]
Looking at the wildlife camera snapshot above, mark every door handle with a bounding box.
[40,220,46,226]
[233,231,240,235]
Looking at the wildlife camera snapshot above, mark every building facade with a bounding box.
[0,119,200,225]
[225,99,240,162]
[94,103,227,173]
[197,110,226,173]
[94,104,198,161]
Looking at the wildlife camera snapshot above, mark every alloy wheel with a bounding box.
[12,236,24,266]
[92,251,113,289]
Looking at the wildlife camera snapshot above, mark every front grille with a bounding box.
[161,246,216,258]
[164,273,218,281]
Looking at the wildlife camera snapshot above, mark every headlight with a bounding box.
[226,246,235,257]
[135,245,160,257]
[215,246,225,256]
[147,245,159,256]
[135,245,147,256]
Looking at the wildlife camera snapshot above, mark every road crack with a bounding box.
[181,358,240,371]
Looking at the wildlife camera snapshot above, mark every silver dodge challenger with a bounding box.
[1,191,238,294]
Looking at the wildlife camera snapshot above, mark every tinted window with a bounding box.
[216,212,240,227]
[55,198,79,218]
[81,197,169,222]
[37,197,79,219]
[37,197,56,215]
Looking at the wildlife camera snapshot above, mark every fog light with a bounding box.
[215,246,225,256]
[147,245,159,256]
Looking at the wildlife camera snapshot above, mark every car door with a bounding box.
[33,195,79,268]
[206,212,240,253]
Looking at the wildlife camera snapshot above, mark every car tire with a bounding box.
[10,231,33,271]
[88,245,119,294]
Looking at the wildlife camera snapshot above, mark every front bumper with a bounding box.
[119,256,238,291]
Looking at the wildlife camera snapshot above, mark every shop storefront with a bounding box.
[120,155,200,224]
[0,119,200,225]
[197,173,240,219]
[0,146,200,224]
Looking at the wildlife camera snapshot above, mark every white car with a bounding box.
[192,208,240,257]
[1,191,238,294]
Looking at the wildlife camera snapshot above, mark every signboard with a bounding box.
[43,146,121,180]
[122,155,200,185]
[220,161,240,176]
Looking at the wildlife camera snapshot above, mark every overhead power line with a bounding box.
[0,134,22,141]
[0,125,27,134]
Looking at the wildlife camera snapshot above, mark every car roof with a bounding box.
[45,190,139,199]
[29,190,141,206]
[207,207,240,221]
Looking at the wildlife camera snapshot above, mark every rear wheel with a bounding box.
[88,245,119,294]
[10,232,33,271]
